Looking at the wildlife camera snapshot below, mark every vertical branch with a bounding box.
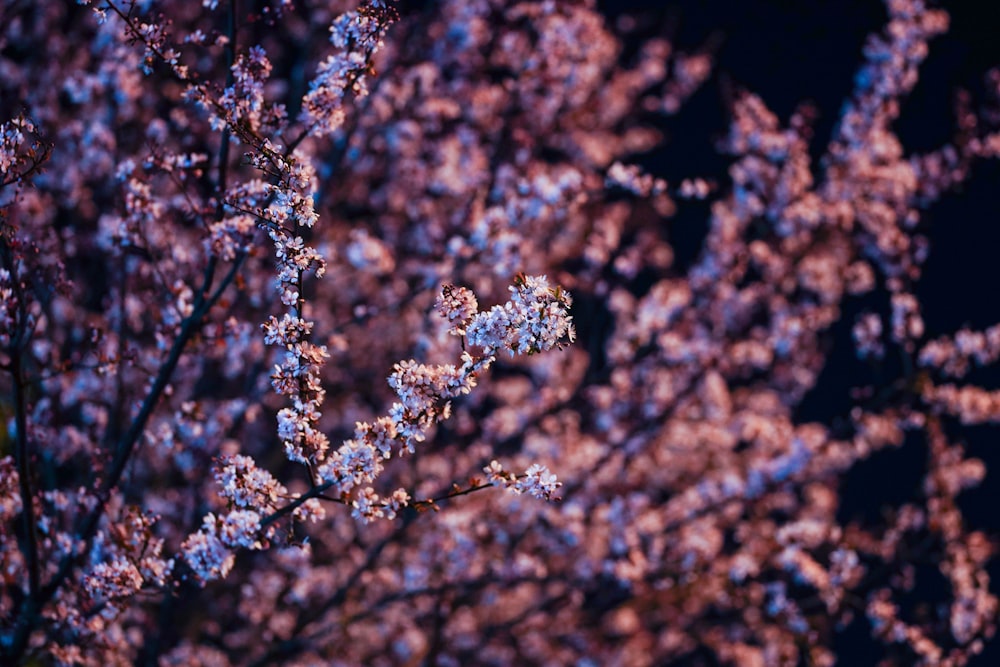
[2,237,40,662]
[215,0,237,216]
[422,590,450,667]
[104,256,129,450]
[11,344,39,605]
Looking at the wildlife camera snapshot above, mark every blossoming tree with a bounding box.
[2,0,1000,664]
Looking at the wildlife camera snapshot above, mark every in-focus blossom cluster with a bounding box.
[465,274,576,357]
[311,276,573,522]
[484,460,562,501]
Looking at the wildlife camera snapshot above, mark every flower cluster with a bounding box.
[249,153,328,466]
[484,460,562,501]
[466,274,576,357]
[215,46,287,134]
[314,276,574,522]
[435,284,479,336]
[214,454,286,510]
[82,508,174,613]
[206,214,254,261]
[0,115,43,179]
[301,2,397,138]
